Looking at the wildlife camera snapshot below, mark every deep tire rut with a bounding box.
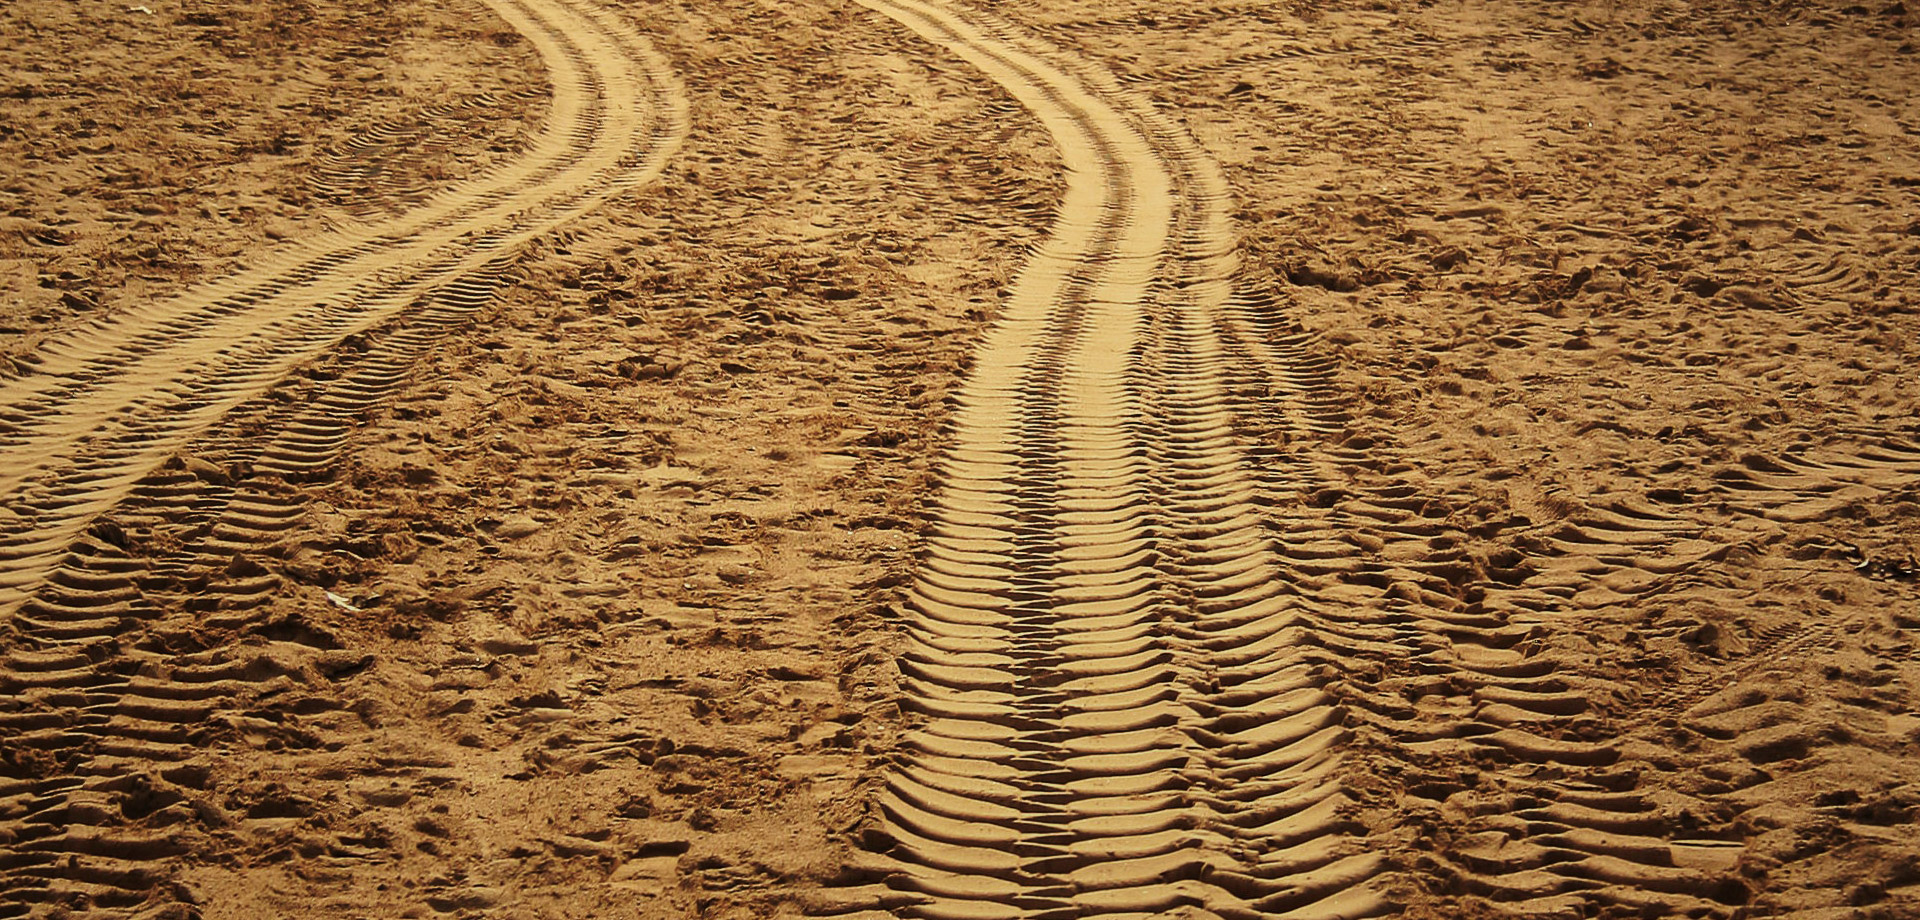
[832,1,1388,916]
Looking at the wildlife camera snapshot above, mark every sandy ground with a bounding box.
[0,0,543,361]
[0,0,1916,918]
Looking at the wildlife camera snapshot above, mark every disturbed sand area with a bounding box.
[0,0,1916,919]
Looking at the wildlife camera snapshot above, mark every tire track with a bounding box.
[1420,430,1919,915]
[312,89,550,220]
[829,1,1389,916]
[0,0,688,618]
[0,0,685,915]
[980,4,1920,916]
[1279,461,1767,916]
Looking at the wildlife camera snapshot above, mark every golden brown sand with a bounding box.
[1,0,1915,917]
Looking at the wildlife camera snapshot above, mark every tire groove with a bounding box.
[835,1,1390,917]
[0,0,688,619]
[0,1,686,915]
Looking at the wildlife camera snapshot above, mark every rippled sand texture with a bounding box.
[1,0,1915,917]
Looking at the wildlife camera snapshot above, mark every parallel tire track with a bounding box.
[824,4,1918,918]
[0,0,685,915]
[0,0,688,618]
[828,1,1389,917]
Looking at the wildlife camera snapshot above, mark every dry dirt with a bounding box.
[1,0,1916,918]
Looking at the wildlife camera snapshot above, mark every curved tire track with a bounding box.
[0,0,684,915]
[833,1,1389,916]
[0,0,688,617]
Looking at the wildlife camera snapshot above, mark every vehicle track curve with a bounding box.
[830,1,1390,917]
[0,0,685,915]
[0,0,688,618]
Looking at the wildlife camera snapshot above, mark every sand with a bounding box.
[0,0,1915,917]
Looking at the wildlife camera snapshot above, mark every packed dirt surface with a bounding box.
[1,0,1916,918]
